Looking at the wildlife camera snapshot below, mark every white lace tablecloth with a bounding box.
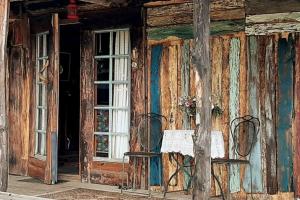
[161,130,225,158]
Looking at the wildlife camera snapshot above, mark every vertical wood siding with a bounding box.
[150,45,163,185]
[243,36,263,192]
[294,33,300,198]
[229,38,241,193]
[264,37,278,194]
[146,31,299,196]
[277,35,294,192]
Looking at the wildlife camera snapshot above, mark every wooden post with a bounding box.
[0,0,9,192]
[192,0,211,199]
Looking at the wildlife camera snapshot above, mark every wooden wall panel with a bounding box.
[277,35,294,192]
[294,33,300,198]
[243,36,263,192]
[150,45,163,185]
[8,17,31,176]
[80,30,94,183]
[264,37,278,194]
[228,37,241,193]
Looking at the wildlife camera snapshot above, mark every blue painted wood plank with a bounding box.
[277,35,294,192]
[243,36,263,192]
[229,38,241,193]
[150,45,163,186]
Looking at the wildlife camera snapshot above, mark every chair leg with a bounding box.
[121,155,125,194]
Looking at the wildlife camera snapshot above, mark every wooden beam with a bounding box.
[246,12,300,35]
[192,0,211,199]
[0,0,9,192]
[79,0,128,7]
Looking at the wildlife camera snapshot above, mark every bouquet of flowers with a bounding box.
[178,96,197,116]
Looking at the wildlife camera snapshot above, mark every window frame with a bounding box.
[34,32,49,159]
[93,28,131,162]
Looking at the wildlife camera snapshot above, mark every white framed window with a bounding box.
[93,29,130,161]
[35,32,48,157]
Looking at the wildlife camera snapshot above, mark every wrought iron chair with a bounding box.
[212,115,260,200]
[121,113,167,196]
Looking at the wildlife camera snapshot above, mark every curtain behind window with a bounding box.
[111,30,129,159]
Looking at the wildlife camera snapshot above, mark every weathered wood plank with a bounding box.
[264,36,278,194]
[246,12,300,35]
[246,0,300,15]
[147,20,245,40]
[44,13,59,185]
[159,45,171,190]
[147,2,244,27]
[228,38,240,193]
[277,35,294,192]
[211,36,223,196]
[257,36,267,194]
[192,0,211,198]
[238,33,248,186]
[0,0,9,192]
[80,30,94,183]
[294,33,300,198]
[150,45,163,186]
[145,0,244,9]
[181,40,192,190]
[243,36,263,192]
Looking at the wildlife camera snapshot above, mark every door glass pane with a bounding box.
[37,84,43,106]
[37,109,43,130]
[38,35,44,58]
[94,135,109,157]
[96,32,110,56]
[95,84,109,106]
[96,59,109,81]
[95,110,109,132]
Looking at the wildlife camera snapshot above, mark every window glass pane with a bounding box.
[94,135,109,157]
[111,135,128,159]
[112,84,129,107]
[112,58,129,81]
[96,32,110,56]
[96,59,109,81]
[95,110,109,132]
[112,31,129,55]
[112,110,128,133]
[95,84,109,106]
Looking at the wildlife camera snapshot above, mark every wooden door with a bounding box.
[28,13,59,184]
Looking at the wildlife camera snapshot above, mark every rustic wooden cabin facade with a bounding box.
[6,0,300,199]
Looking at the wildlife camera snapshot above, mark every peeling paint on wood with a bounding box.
[150,45,163,185]
[294,33,300,198]
[147,20,245,40]
[277,35,294,192]
[264,37,278,194]
[243,36,263,192]
[229,38,241,193]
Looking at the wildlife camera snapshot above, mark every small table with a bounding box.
[161,130,239,199]
[161,130,195,197]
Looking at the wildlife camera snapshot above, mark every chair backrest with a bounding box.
[137,113,167,152]
[230,115,260,158]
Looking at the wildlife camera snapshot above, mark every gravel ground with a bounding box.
[40,188,163,200]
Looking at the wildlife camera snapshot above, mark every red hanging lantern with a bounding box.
[67,0,79,20]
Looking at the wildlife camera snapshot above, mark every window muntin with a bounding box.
[94,29,130,161]
[35,33,48,157]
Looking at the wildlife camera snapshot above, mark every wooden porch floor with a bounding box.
[7,175,198,200]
